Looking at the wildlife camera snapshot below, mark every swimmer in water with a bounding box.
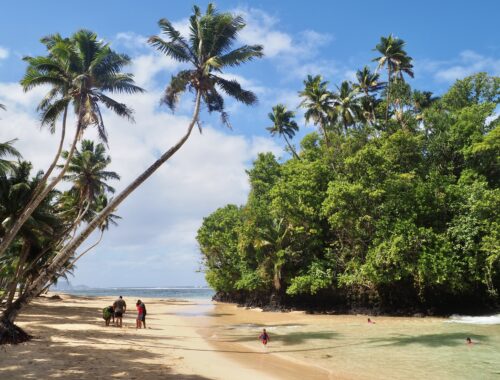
[466,337,473,345]
[259,328,270,346]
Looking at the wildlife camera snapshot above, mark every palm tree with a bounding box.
[354,66,385,122]
[299,75,334,148]
[372,35,414,122]
[0,162,61,309]
[0,3,263,338]
[61,140,119,211]
[412,90,438,120]
[0,30,143,259]
[0,140,21,174]
[267,104,300,159]
[332,81,364,132]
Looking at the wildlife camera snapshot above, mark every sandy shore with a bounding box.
[2,294,499,379]
[0,294,332,380]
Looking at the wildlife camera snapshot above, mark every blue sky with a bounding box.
[0,1,499,287]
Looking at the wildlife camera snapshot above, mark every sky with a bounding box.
[0,1,499,287]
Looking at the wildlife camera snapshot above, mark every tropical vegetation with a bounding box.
[198,59,500,314]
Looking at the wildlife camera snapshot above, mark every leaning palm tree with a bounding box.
[267,104,300,159]
[0,30,143,260]
[0,140,21,175]
[372,35,413,122]
[0,3,263,342]
[299,75,334,148]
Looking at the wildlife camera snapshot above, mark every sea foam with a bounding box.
[447,314,500,325]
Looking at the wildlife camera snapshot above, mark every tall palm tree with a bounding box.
[372,34,413,122]
[299,75,334,148]
[0,140,21,175]
[0,30,143,259]
[354,66,385,122]
[332,81,364,132]
[267,104,300,159]
[0,3,263,336]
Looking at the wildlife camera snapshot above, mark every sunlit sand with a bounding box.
[1,294,499,379]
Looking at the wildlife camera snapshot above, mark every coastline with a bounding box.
[2,293,499,379]
[0,293,332,380]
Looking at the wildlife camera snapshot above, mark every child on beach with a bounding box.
[367,318,375,324]
[259,328,270,346]
[102,305,114,326]
[136,300,146,329]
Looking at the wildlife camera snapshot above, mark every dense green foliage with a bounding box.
[0,140,119,306]
[198,71,500,313]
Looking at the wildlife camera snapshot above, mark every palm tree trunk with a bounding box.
[30,106,68,201]
[321,122,330,148]
[385,66,391,123]
[0,91,202,331]
[70,229,104,266]
[0,123,81,259]
[5,241,30,309]
[283,135,300,160]
[52,229,105,281]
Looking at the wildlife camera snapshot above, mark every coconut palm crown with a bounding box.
[148,3,263,127]
[22,30,144,141]
[298,75,334,147]
[267,104,300,159]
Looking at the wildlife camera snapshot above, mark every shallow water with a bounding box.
[209,304,500,380]
[58,287,215,299]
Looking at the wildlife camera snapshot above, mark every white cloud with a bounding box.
[234,7,334,78]
[0,69,282,287]
[0,46,9,60]
[114,32,148,51]
[418,50,500,83]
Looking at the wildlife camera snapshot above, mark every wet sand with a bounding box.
[0,294,332,379]
[2,294,499,379]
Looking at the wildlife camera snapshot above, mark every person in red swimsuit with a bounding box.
[136,299,145,329]
[259,328,270,346]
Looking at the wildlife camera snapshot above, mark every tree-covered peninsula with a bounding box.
[198,50,500,315]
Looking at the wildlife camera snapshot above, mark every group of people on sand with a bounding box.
[102,296,147,329]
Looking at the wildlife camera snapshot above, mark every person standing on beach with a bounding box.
[113,296,127,327]
[136,300,146,329]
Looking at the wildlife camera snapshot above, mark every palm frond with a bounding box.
[218,45,264,67]
[214,76,257,105]
[161,70,192,110]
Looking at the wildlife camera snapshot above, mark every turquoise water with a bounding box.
[57,287,215,300]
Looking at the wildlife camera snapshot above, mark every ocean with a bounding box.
[56,287,215,300]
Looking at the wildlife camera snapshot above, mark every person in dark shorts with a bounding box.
[259,328,270,346]
[136,300,146,329]
[113,296,127,327]
[102,305,114,326]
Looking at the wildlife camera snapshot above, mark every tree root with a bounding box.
[0,320,32,345]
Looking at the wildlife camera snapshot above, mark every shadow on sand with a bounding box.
[0,299,212,380]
